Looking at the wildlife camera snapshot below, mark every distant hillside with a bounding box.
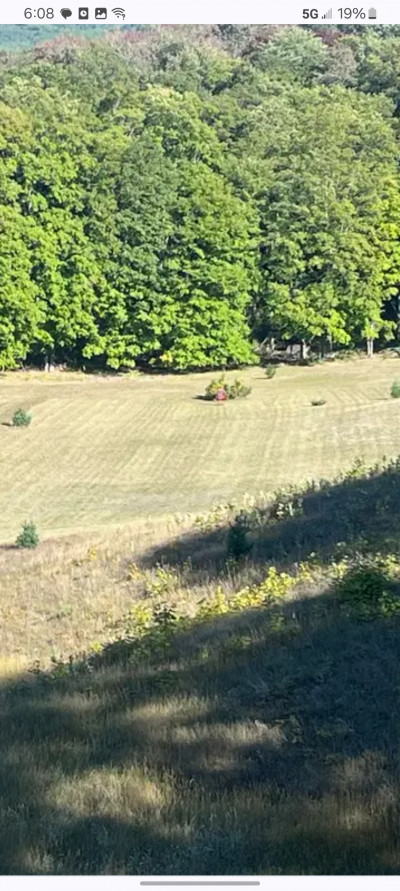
[0,23,138,50]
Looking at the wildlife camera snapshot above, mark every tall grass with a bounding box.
[1,457,400,872]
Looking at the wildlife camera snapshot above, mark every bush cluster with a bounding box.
[205,375,251,401]
[337,556,400,618]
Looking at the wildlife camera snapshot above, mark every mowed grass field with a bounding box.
[1,355,400,544]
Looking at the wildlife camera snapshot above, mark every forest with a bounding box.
[2,23,400,370]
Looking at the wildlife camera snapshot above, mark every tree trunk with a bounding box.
[366,337,374,358]
[45,350,55,372]
[300,340,309,361]
[259,336,275,360]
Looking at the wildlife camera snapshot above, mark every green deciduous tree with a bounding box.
[239,85,400,353]
[1,26,400,370]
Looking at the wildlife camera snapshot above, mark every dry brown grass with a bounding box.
[0,517,190,669]
[0,509,264,669]
[1,583,400,875]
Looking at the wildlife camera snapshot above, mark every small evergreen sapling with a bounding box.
[16,521,40,549]
[12,408,32,427]
[226,511,252,560]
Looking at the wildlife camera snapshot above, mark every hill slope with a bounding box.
[2,455,400,873]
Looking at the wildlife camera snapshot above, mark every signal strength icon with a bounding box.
[322,7,332,16]
[112,6,125,17]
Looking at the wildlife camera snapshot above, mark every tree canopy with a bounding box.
[0,24,400,369]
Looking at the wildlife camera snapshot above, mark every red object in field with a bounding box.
[215,387,227,402]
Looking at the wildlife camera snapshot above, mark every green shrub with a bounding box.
[264,365,277,380]
[15,521,40,549]
[338,562,387,604]
[311,399,326,407]
[391,380,400,399]
[336,558,400,618]
[146,565,180,597]
[204,376,251,401]
[12,408,32,427]
[205,376,227,400]
[226,378,252,400]
[226,511,252,561]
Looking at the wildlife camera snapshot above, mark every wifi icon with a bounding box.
[112,6,125,17]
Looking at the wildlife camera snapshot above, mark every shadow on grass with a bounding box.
[138,459,400,580]
[1,583,400,873]
[2,465,400,872]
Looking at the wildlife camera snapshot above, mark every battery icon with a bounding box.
[368,7,377,17]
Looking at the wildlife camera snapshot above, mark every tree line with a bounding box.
[1,23,400,371]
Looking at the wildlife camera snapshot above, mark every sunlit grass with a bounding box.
[1,356,400,543]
